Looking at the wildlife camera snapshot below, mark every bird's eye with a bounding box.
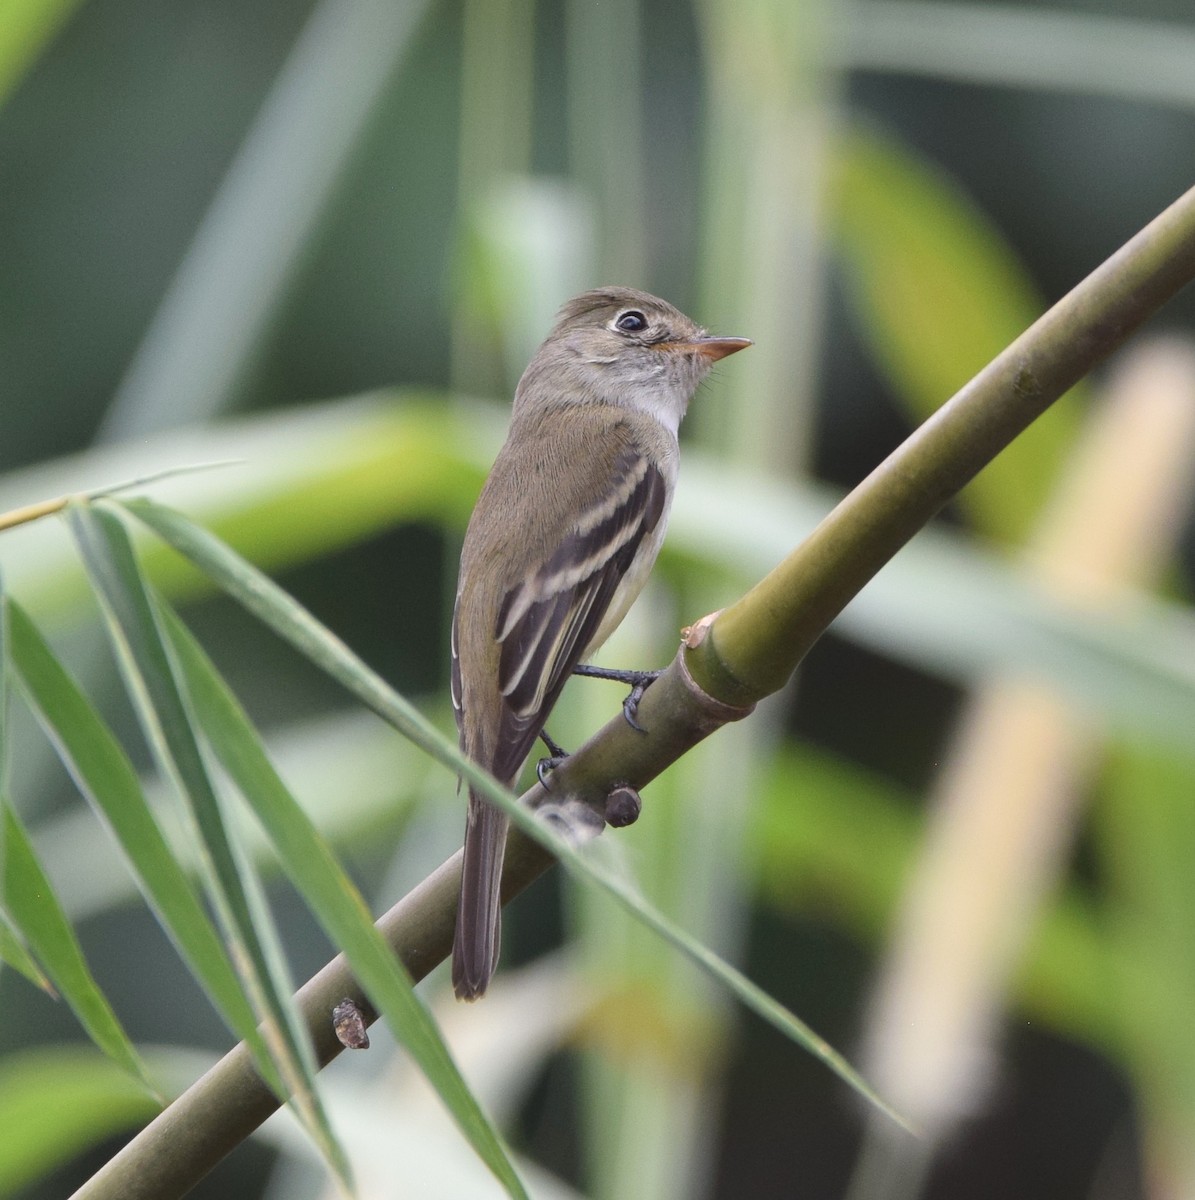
[614,310,647,333]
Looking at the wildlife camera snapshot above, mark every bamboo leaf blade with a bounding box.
[549,827,915,1135]
[0,0,85,111]
[0,1046,161,1197]
[833,124,1084,544]
[6,398,1195,765]
[0,572,53,997]
[0,462,245,535]
[752,742,1124,1054]
[64,501,352,1191]
[1097,745,1195,1119]
[158,600,528,1200]
[5,597,258,1040]
[0,906,55,992]
[0,799,157,1095]
[114,496,458,772]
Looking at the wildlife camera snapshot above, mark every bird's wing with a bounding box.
[453,443,667,785]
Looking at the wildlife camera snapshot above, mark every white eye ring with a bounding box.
[613,309,648,333]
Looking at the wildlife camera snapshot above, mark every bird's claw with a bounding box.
[536,754,568,789]
[622,684,649,732]
[537,729,569,789]
[573,664,663,733]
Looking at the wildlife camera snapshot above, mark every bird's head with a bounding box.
[517,287,751,433]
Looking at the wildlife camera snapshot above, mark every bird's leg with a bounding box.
[540,728,568,759]
[536,728,569,789]
[571,664,664,733]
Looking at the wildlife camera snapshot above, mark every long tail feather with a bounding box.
[452,793,507,1000]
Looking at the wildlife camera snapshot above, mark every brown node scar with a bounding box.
[604,784,642,828]
[332,998,370,1050]
[681,609,722,649]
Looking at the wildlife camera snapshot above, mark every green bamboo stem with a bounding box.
[74,182,1195,1199]
[689,181,1195,704]
[71,842,544,1200]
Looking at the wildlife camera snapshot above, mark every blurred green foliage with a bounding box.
[3,1,1195,1199]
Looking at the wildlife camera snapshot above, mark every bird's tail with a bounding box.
[452,791,508,1000]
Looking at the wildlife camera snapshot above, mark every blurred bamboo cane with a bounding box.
[852,338,1195,1200]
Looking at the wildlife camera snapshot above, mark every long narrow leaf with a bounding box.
[0,0,85,111]
[0,462,242,536]
[1098,745,1195,1118]
[752,743,1123,1054]
[840,2,1195,111]
[65,501,351,1188]
[0,799,156,1095]
[0,577,52,995]
[158,599,527,1199]
[116,496,910,1127]
[0,568,6,783]
[7,399,1195,765]
[115,496,455,770]
[0,908,54,992]
[0,569,7,952]
[100,0,433,438]
[5,597,259,1042]
[0,1046,161,1198]
[833,125,1082,544]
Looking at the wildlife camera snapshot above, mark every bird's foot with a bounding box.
[572,664,663,733]
[536,728,569,789]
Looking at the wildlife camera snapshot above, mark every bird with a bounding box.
[450,286,751,1000]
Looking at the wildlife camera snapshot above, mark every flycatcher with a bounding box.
[451,286,751,1000]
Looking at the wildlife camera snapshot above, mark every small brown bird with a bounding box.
[450,286,751,1000]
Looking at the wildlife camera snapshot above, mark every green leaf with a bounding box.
[116,496,910,1130]
[65,501,351,1189]
[9,398,1195,765]
[158,600,528,1200]
[671,454,1195,757]
[2,399,486,625]
[1097,745,1195,1120]
[114,496,459,778]
[0,462,243,537]
[0,1046,161,1197]
[751,741,918,938]
[752,741,1123,1057]
[0,566,7,785]
[0,907,54,992]
[0,0,85,111]
[832,124,1084,544]
[0,566,8,966]
[555,823,915,1132]
[5,597,258,1040]
[0,799,156,1094]
[0,577,51,996]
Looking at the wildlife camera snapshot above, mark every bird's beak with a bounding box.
[688,336,753,361]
